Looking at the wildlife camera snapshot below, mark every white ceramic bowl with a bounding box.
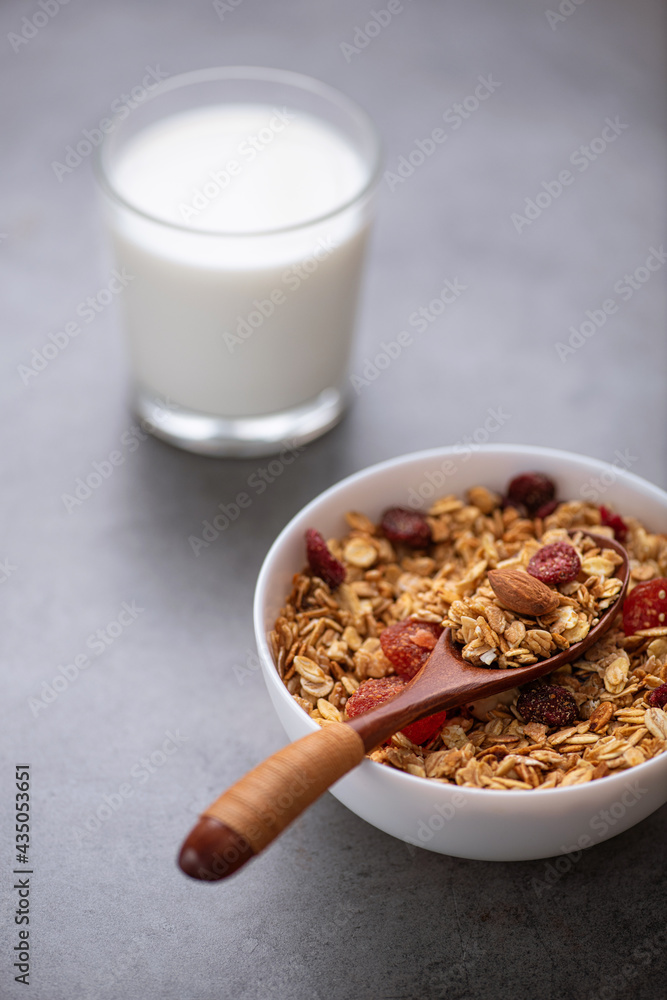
[253,445,667,861]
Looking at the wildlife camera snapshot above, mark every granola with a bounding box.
[444,529,623,668]
[270,483,667,789]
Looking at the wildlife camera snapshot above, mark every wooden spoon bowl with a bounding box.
[179,530,629,881]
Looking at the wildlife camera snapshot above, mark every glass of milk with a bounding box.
[95,67,381,457]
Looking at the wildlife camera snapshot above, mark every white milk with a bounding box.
[108,104,371,417]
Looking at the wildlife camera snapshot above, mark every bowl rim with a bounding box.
[253,443,667,802]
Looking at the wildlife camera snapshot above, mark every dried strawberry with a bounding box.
[345,676,447,746]
[527,542,581,585]
[379,619,443,679]
[401,711,449,746]
[535,499,559,519]
[517,684,578,728]
[599,505,628,543]
[305,529,345,589]
[647,683,667,709]
[622,578,667,635]
[380,507,431,548]
[345,676,404,718]
[506,472,556,515]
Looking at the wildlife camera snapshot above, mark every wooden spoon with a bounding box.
[178,530,628,881]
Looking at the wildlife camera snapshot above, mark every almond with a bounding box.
[487,568,559,616]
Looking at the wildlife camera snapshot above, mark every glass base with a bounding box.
[133,384,347,457]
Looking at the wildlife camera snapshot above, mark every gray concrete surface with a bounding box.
[1,1,665,998]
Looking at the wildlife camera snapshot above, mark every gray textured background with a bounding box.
[1,1,666,998]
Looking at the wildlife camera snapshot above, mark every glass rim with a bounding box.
[94,65,383,239]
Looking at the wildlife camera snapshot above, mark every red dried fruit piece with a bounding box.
[345,676,404,718]
[527,542,581,585]
[599,505,628,543]
[401,711,449,746]
[535,499,559,519]
[647,683,667,709]
[380,507,431,548]
[345,676,447,746]
[517,684,579,728]
[379,619,443,680]
[305,528,345,590]
[506,472,556,515]
[622,578,667,636]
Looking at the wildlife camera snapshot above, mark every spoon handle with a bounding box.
[178,724,364,881]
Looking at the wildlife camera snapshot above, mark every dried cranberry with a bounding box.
[305,529,345,589]
[507,472,556,515]
[535,499,559,519]
[599,506,628,543]
[379,619,443,679]
[622,578,667,635]
[517,684,579,728]
[647,683,667,709]
[380,507,431,548]
[527,542,581,585]
[345,676,447,746]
